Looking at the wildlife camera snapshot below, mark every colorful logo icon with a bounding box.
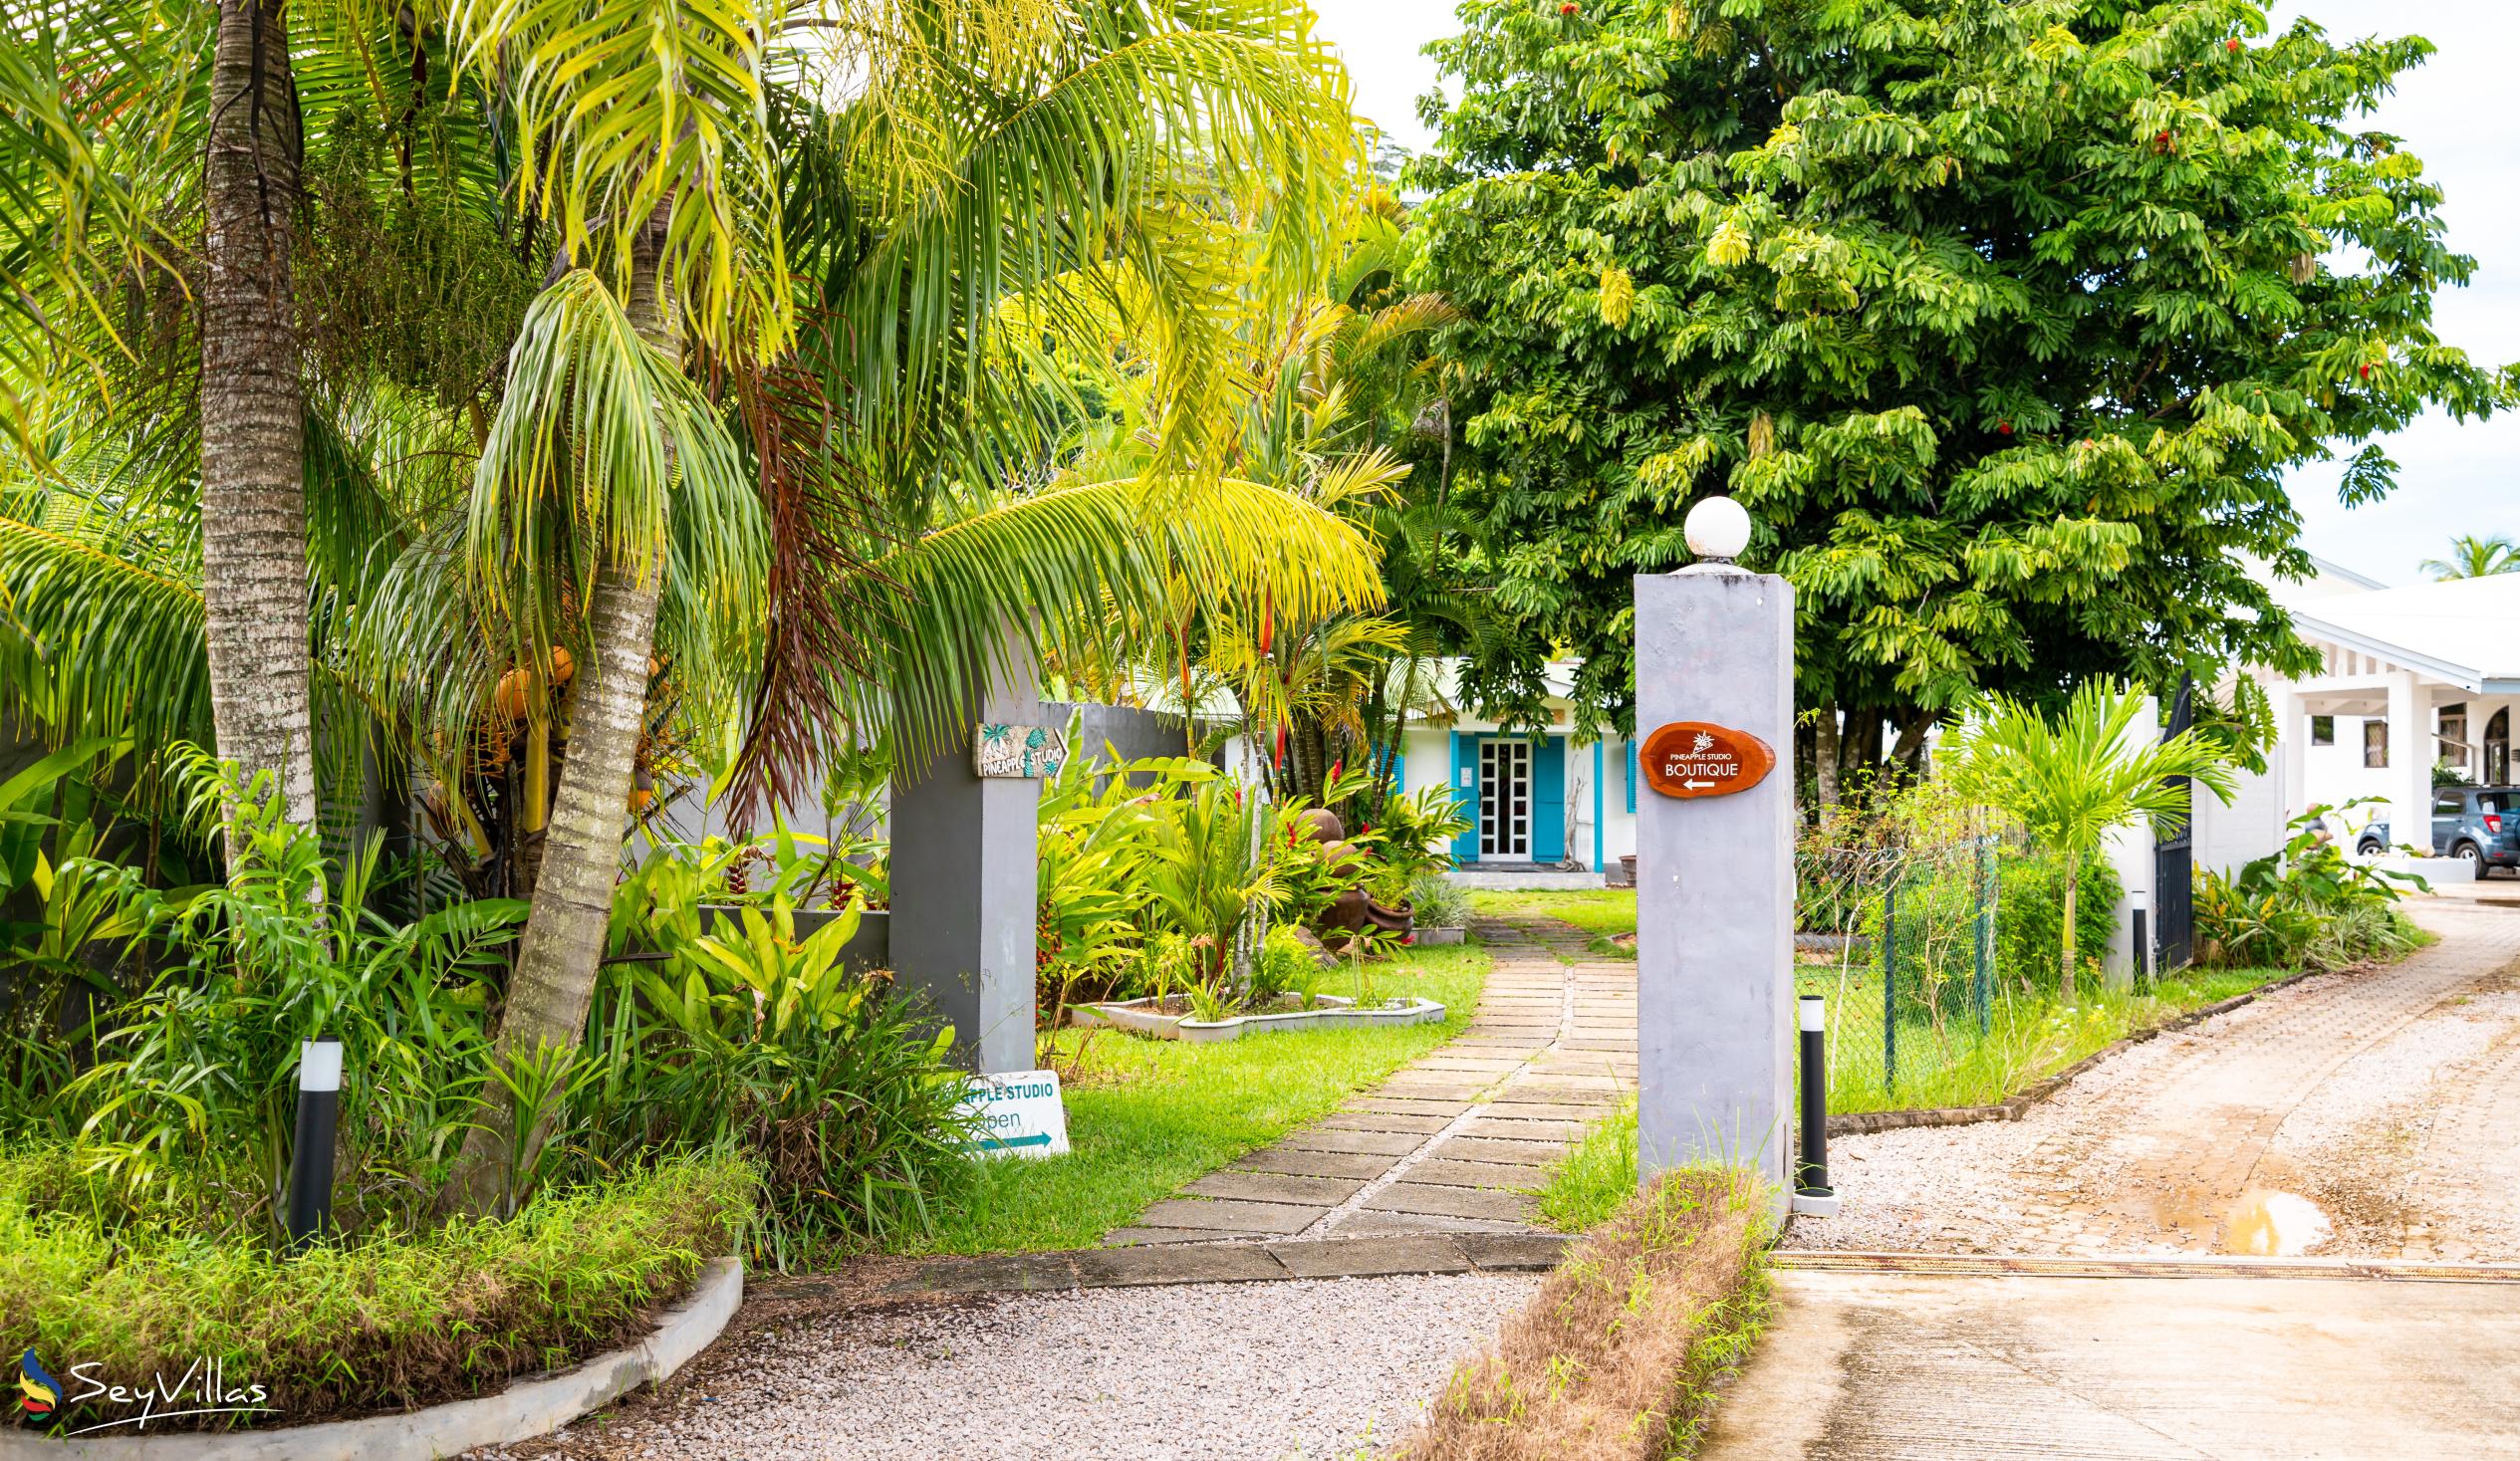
[18,1351,59,1417]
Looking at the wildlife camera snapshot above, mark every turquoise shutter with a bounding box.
[1627,740,1638,814]
[1532,736,1567,862]
[1450,732,1478,863]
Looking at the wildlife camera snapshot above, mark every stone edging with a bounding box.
[1823,967,2331,1138]
[3,1258,742,1461]
[891,1232,1574,1297]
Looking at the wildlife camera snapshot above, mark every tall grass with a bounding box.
[0,1149,755,1430]
[1404,1167,1774,1461]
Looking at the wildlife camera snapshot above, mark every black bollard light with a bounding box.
[1792,995,1840,1217]
[284,1040,343,1251]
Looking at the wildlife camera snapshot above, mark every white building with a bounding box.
[2193,559,2520,878]
[1388,662,1642,872]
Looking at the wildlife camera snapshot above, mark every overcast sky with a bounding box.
[1311,0,2519,589]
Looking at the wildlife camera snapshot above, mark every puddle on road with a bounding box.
[2223,1189,2333,1256]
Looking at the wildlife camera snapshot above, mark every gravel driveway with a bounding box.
[1792,888,2520,1260]
[474,1272,1531,1461]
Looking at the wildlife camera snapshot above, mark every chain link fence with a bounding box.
[1795,834,2003,1111]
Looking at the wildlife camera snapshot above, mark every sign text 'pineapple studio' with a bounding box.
[1638,721,1775,800]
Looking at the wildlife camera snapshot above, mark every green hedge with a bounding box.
[0,1149,756,1432]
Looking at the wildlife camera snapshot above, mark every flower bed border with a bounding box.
[1072,993,1447,1043]
[1,1259,741,1461]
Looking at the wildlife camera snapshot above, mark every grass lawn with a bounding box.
[1468,887,1638,958]
[896,942,1489,1255]
[1800,961,2300,1114]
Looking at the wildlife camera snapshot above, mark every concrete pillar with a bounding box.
[1634,567,1795,1211]
[889,632,1040,1074]
[2384,671,2427,853]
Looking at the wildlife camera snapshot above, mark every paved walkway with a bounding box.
[1794,886,2520,1260]
[1104,914,1638,1245]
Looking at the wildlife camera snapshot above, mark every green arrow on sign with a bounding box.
[981,1132,1053,1150]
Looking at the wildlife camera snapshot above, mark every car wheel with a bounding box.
[2358,840,2384,856]
[2455,842,2483,865]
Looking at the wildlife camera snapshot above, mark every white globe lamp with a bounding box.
[1683,494,1753,564]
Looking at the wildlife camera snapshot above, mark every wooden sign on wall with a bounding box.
[1639,721,1775,800]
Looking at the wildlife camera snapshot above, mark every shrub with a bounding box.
[0,1150,755,1432]
[1993,851,2122,993]
[583,900,983,1267]
[2196,806,2425,972]
[1407,870,1471,929]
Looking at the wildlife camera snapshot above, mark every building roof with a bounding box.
[2278,573,2520,694]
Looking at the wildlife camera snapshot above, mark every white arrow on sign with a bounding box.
[1683,779,1715,791]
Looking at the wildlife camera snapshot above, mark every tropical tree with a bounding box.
[2420,534,2520,581]
[1944,683,2238,984]
[1406,0,2510,789]
[0,0,1374,1210]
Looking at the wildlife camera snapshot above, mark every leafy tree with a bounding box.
[1945,682,2235,984]
[1406,0,2509,796]
[2419,533,2519,581]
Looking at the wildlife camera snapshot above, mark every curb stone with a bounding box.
[2,1259,741,1461]
[892,1232,1574,1296]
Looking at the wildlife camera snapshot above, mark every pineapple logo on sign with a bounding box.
[1638,721,1777,800]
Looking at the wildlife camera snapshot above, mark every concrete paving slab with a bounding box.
[1455,1233,1576,1272]
[1429,1134,1572,1165]
[1104,1225,1253,1246]
[1462,1116,1588,1140]
[1282,1127,1424,1156]
[1365,1182,1535,1223]
[1233,1147,1393,1181]
[1326,1211,1531,1237]
[1319,1110,1456,1134]
[1071,1244,1289,1288]
[1405,1158,1553,1190]
[1136,1196,1325,1235]
[1699,1269,2520,1460]
[1184,1170,1364,1206]
[1264,1235,1474,1279]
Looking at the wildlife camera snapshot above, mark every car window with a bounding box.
[2434,792,2463,817]
[2481,793,2507,817]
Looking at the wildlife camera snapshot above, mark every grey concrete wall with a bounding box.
[888,632,1040,1075]
[1634,568,1796,1210]
[1045,702,1205,773]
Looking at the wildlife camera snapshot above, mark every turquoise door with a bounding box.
[1449,732,1478,863]
[1532,735,1567,862]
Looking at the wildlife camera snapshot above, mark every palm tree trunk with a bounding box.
[444,212,672,1217]
[199,0,316,829]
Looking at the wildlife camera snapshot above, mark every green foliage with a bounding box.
[0,1149,754,1432]
[1407,0,2509,734]
[2197,803,2427,971]
[1535,1098,1638,1233]
[582,899,980,1266]
[1946,683,2236,977]
[1993,852,2125,994]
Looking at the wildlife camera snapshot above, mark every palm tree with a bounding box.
[2420,534,2520,581]
[1943,683,2239,985]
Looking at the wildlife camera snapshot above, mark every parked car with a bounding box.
[2355,786,2520,875]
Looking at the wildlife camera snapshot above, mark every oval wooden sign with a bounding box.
[1640,722,1776,800]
